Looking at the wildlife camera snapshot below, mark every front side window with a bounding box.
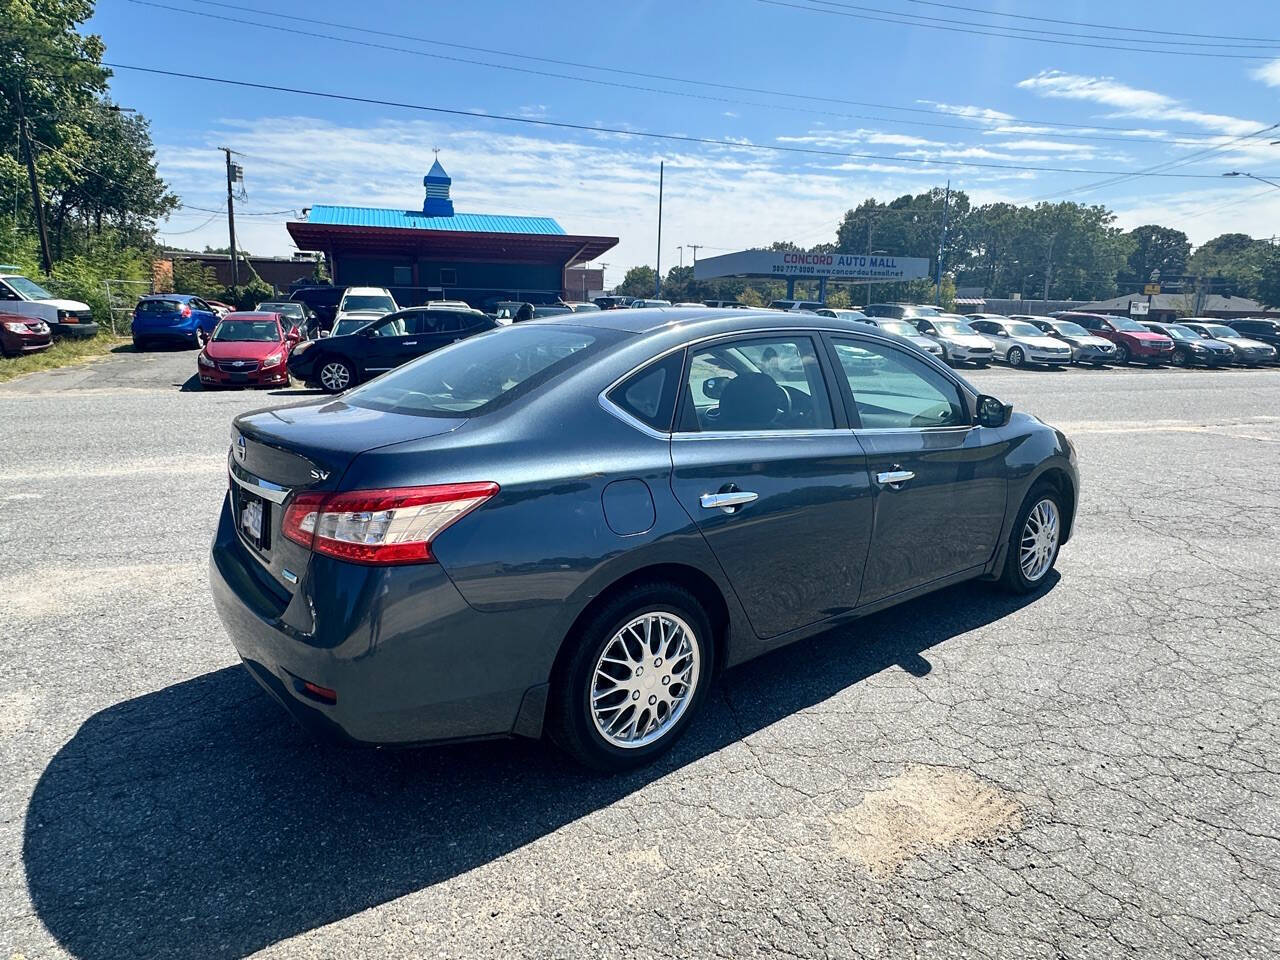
[682,335,834,432]
[368,315,410,337]
[831,338,968,430]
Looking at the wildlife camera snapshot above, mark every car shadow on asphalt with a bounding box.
[23,573,1056,960]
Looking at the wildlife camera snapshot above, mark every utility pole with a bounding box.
[1042,232,1057,303]
[864,215,875,308]
[677,245,683,269]
[222,148,240,287]
[687,243,702,265]
[655,161,664,298]
[935,179,951,304]
[16,87,53,274]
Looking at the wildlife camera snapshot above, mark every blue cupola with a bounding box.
[423,157,454,217]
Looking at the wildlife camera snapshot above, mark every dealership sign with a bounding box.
[694,249,931,282]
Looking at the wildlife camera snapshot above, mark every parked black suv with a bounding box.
[1227,318,1280,360]
[289,285,346,332]
[287,305,497,392]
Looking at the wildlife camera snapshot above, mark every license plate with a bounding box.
[241,497,264,543]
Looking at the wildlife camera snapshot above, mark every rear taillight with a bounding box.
[281,483,498,565]
[180,304,191,317]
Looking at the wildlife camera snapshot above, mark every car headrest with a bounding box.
[717,373,785,430]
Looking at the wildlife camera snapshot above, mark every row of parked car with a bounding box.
[757,302,1279,370]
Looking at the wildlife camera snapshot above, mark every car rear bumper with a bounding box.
[133,325,199,345]
[209,494,541,745]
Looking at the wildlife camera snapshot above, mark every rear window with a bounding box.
[345,325,618,417]
[342,295,395,313]
[137,299,183,313]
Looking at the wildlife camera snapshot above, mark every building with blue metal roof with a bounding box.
[286,159,617,308]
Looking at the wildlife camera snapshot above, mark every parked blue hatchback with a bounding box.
[131,294,221,350]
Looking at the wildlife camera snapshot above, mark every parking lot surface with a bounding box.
[2,349,1278,959]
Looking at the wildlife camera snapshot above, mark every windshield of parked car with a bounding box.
[1051,321,1089,337]
[1109,316,1148,332]
[332,317,376,336]
[878,320,919,338]
[833,310,869,321]
[212,321,280,342]
[345,325,618,417]
[258,302,303,317]
[932,320,979,335]
[532,305,573,318]
[1197,324,1238,338]
[1004,321,1043,338]
[341,295,395,313]
[1162,325,1198,341]
[4,276,55,300]
[909,305,943,317]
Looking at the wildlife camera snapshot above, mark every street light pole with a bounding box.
[1222,171,1280,190]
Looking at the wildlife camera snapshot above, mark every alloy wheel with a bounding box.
[1008,347,1024,367]
[1019,499,1060,583]
[320,361,351,392]
[196,329,208,348]
[590,612,701,749]
[1115,344,1129,365]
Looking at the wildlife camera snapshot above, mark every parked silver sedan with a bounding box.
[968,318,1073,368]
[852,316,945,358]
[1019,316,1117,366]
[914,315,996,367]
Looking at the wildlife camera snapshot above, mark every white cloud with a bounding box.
[1017,70,1261,136]
[916,101,1015,124]
[1252,59,1280,87]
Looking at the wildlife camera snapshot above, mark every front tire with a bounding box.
[1007,346,1025,368]
[549,583,714,772]
[998,483,1063,594]
[318,357,355,393]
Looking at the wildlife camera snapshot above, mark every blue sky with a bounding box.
[89,0,1280,285]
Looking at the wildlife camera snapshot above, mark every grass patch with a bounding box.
[0,334,131,384]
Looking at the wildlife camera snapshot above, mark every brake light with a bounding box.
[281,483,498,565]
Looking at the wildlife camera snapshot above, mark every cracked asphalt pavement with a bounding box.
[1,349,1278,958]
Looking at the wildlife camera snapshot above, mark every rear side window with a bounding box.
[346,326,614,417]
[137,299,182,313]
[608,352,683,432]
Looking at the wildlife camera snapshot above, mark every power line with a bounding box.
[758,0,1280,59]
[108,0,1248,145]
[897,0,1280,44]
[33,54,1280,182]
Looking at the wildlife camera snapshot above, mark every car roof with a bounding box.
[541,306,912,340]
[222,311,280,321]
[139,293,195,300]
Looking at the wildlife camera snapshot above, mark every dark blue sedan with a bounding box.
[211,309,1078,770]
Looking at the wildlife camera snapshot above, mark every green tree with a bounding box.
[1255,247,1280,308]
[617,265,657,298]
[172,258,218,297]
[1122,225,1190,285]
[1,0,174,264]
[1186,233,1269,299]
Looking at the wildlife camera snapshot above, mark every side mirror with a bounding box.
[318,330,329,338]
[702,376,727,399]
[977,394,1012,428]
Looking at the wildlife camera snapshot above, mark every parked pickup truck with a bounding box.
[0,267,99,339]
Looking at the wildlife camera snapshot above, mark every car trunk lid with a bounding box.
[229,399,467,589]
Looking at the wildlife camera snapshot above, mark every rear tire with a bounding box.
[1114,343,1130,365]
[549,583,715,772]
[998,482,1064,594]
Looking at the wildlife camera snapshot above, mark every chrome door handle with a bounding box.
[875,469,915,489]
[700,491,758,513]
[404,340,418,345]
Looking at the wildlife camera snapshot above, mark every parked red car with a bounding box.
[197,312,299,388]
[1055,312,1174,366]
[0,311,53,357]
